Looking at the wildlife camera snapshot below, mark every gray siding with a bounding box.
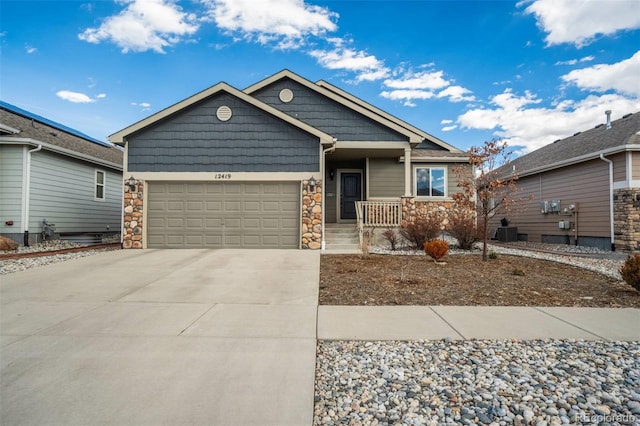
[28,151,122,233]
[324,159,365,223]
[252,79,408,142]
[127,93,320,173]
[493,159,610,242]
[369,158,403,198]
[0,145,24,233]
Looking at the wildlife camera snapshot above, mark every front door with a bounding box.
[340,172,362,220]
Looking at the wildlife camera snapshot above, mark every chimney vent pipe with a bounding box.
[605,110,612,129]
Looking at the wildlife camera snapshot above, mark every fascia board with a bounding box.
[244,70,425,144]
[0,137,123,171]
[109,81,333,145]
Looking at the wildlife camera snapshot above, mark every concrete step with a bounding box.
[326,243,361,251]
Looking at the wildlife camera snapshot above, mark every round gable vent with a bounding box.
[216,105,232,122]
[279,88,294,103]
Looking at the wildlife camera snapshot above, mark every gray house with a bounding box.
[0,101,123,245]
[110,70,469,249]
[492,111,640,251]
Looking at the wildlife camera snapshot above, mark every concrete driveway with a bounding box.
[1,249,320,425]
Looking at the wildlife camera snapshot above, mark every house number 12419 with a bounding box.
[214,173,232,180]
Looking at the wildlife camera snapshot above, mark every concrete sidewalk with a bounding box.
[318,305,640,341]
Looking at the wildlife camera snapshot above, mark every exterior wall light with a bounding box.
[127,176,136,191]
[308,176,316,192]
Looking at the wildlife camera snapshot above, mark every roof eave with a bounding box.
[0,137,123,171]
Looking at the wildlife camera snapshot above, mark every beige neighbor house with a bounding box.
[109,70,470,250]
[491,111,640,251]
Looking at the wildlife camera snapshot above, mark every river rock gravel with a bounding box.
[314,339,640,425]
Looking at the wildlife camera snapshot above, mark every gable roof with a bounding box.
[503,112,640,177]
[0,101,123,169]
[315,79,463,153]
[109,81,334,145]
[243,69,428,145]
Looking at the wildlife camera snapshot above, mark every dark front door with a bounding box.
[340,172,361,220]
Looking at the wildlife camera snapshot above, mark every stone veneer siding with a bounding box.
[614,188,640,251]
[401,197,454,228]
[123,179,144,249]
[302,179,322,249]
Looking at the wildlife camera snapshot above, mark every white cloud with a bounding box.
[562,50,640,97]
[56,90,96,104]
[523,0,640,47]
[457,89,640,154]
[25,45,37,54]
[555,55,595,66]
[437,85,476,103]
[309,45,389,82]
[380,89,435,101]
[131,101,152,111]
[384,70,449,90]
[441,119,453,124]
[79,0,199,53]
[96,93,107,99]
[204,0,337,49]
[441,125,457,132]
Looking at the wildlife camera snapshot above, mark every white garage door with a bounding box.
[147,182,300,248]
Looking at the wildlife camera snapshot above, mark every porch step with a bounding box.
[324,224,360,252]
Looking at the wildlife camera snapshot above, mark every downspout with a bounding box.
[321,139,337,250]
[599,153,615,251]
[23,144,42,246]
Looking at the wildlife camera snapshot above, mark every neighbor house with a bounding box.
[0,101,123,246]
[109,70,469,249]
[492,111,640,251]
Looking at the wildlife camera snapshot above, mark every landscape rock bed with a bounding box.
[314,339,640,425]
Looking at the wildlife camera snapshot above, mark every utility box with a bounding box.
[558,221,572,230]
[496,226,518,242]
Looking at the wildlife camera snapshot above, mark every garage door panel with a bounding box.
[148,181,299,248]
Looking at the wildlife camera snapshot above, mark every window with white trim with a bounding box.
[414,166,446,197]
[95,170,105,201]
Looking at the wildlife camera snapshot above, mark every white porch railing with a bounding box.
[355,200,402,228]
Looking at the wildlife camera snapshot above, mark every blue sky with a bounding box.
[1,0,639,155]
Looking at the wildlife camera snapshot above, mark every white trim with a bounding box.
[365,158,370,200]
[404,147,412,196]
[94,169,106,202]
[627,151,633,182]
[413,165,448,199]
[335,141,409,150]
[613,180,640,190]
[20,146,28,233]
[336,169,363,223]
[142,180,148,249]
[124,171,319,181]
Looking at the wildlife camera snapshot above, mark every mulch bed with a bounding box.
[320,254,640,307]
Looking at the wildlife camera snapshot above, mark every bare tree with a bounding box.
[453,139,529,261]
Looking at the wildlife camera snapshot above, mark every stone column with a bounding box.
[123,179,143,249]
[301,179,322,249]
[614,188,640,251]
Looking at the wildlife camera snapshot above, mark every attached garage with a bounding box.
[147,181,300,249]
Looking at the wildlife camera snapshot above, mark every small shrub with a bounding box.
[381,228,399,251]
[424,240,449,262]
[447,212,480,250]
[620,254,640,292]
[488,251,498,260]
[400,215,443,249]
[512,268,525,276]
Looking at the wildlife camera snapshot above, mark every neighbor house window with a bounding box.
[95,170,105,201]
[415,167,446,197]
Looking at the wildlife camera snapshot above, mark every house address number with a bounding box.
[214,173,232,180]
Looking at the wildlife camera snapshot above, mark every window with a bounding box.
[415,167,446,197]
[95,170,105,201]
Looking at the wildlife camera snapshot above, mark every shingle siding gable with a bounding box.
[127,92,320,172]
[252,78,408,142]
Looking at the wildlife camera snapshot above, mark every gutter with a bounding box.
[23,144,42,246]
[321,139,337,250]
[599,153,615,251]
